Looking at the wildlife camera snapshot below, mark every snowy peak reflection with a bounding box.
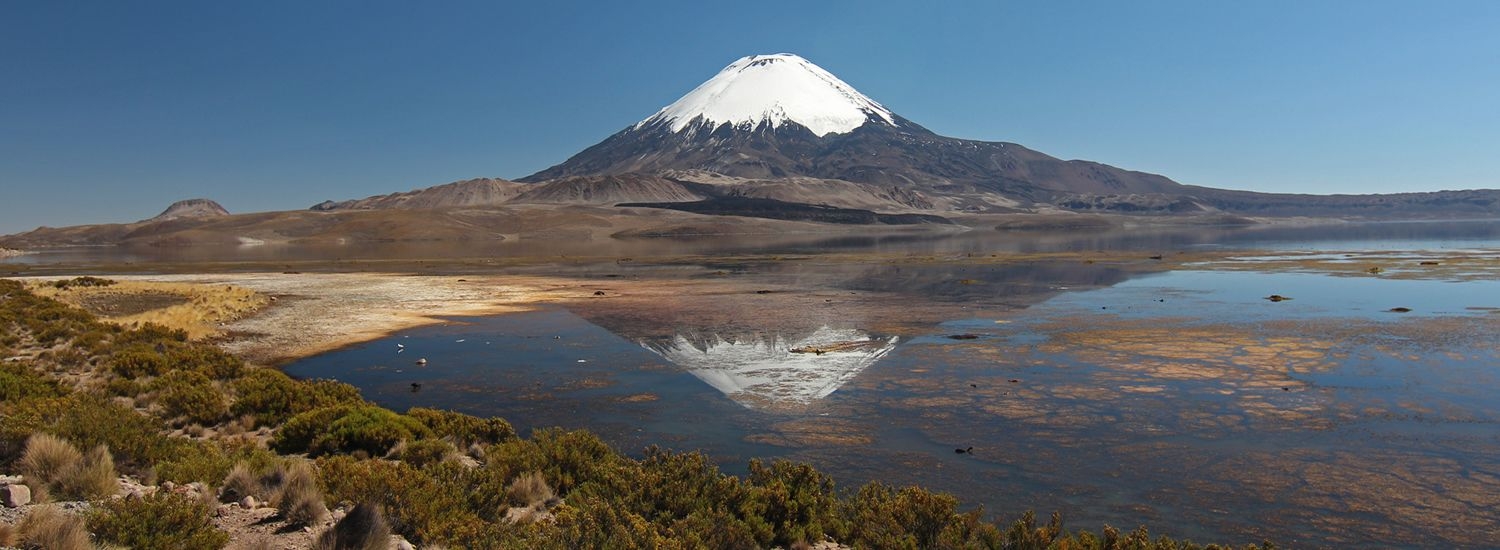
[642,327,897,410]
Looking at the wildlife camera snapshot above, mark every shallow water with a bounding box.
[270,222,1500,548]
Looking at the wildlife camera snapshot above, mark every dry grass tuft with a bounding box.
[18,433,81,484]
[313,502,391,550]
[17,505,90,550]
[57,444,118,500]
[0,523,15,547]
[273,460,327,527]
[219,462,266,502]
[505,471,555,509]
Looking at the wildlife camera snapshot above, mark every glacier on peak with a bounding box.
[635,53,898,138]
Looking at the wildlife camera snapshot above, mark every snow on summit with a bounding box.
[637,53,898,137]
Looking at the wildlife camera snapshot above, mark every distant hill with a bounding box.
[149,199,229,221]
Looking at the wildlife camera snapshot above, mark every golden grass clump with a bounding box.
[17,505,90,550]
[313,502,391,550]
[57,444,118,501]
[506,471,556,509]
[17,433,81,486]
[273,459,327,527]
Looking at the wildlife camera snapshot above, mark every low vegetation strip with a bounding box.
[0,277,1272,548]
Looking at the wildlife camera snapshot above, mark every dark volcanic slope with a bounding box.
[521,116,1181,200]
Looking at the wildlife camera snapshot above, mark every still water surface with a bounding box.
[267,221,1500,547]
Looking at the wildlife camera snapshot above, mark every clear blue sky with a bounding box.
[3,1,1498,234]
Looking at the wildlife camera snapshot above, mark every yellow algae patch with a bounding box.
[30,278,267,340]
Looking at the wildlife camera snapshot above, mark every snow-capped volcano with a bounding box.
[636,53,898,137]
[521,52,1189,208]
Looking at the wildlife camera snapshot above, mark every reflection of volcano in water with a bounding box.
[642,327,897,410]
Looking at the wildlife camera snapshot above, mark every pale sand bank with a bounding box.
[41,273,595,365]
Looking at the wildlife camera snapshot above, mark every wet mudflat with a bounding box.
[282,227,1500,548]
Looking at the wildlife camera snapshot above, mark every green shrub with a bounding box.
[154,370,228,424]
[841,482,975,549]
[273,404,430,457]
[51,276,116,289]
[3,394,176,475]
[109,345,171,379]
[545,494,680,550]
[406,407,515,446]
[90,491,229,550]
[318,455,500,545]
[168,344,245,380]
[742,458,842,548]
[394,438,457,468]
[484,428,625,497]
[230,369,362,427]
[0,362,66,406]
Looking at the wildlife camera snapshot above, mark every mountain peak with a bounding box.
[635,53,897,137]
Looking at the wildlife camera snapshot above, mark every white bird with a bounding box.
[416,358,427,365]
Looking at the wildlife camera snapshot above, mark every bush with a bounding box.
[17,505,90,550]
[3,394,178,476]
[155,439,276,486]
[0,362,65,402]
[406,407,515,446]
[274,404,431,457]
[392,438,457,468]
[741,458,843,548]
[90,491,230,550]
[110,345,171,379]
[318,455,498,545]
[273,460,327,527]
[51,276,116,289]
[154,370,228,424]
[167,344,244,380]
[841,482,975,549]
[230,369,362,427]
[314,502,392,550]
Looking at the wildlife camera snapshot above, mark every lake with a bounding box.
[77,220,1500,548]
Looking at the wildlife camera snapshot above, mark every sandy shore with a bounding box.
[71,272,602,365]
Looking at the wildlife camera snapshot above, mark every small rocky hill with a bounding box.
[147,199,230,222]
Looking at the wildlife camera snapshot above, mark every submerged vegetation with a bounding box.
[0,278,1272,548]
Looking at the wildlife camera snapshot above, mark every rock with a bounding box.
[161,481,176,492]
[1266,294,1292,302]
[1389,307,1412,313]
[2,483,31,507]
[394,538,417,550]
[240,495,258,509]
